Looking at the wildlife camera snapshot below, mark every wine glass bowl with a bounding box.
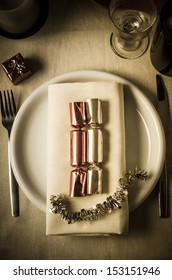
[109,0,157,59]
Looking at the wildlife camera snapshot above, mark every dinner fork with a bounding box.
[0,90,19,217]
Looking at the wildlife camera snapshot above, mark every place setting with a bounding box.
[0,0,171,241]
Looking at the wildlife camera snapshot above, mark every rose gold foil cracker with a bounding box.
[69,168,87,197]
[86,98,102,126]
[70,130,87,166]
[87,128,103,164]
[87,165,103,194]
[69,102,87,128]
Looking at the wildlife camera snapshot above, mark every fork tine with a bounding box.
[0,91,6,119]
[7,90,12,117]
[7,90,16,118]
[4,90,10,118]
[0,90,17,119]
[10,90,17,116]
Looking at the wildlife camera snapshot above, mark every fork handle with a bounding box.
[8,141,19,217]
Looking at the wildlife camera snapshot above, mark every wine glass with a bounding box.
[109,0,157,59]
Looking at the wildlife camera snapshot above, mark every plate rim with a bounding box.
[10,70,165,212]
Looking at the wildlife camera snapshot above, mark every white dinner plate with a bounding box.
[10,70,165,212]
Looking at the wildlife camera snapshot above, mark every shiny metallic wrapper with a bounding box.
[69,168,87,197]
[87,165,103,194]
[69,102,87,128]
[70,130,87,166]
[87,128,103,164]
[86,98,102,126]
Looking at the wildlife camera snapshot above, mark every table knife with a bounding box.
[156,74,169,218]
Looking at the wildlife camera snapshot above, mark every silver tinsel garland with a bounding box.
[49,168,148,224]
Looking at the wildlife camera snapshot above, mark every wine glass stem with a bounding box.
[118,38,141,51]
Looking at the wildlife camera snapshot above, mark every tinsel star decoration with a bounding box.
[49,168,148,224]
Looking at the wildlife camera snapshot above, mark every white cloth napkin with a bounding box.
[46,81,128,235]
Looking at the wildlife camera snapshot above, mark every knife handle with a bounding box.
[158,163,168,218]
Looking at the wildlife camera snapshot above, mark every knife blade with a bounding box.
[156,74,169,218]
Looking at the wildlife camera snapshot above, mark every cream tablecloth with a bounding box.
[0,0,172,259]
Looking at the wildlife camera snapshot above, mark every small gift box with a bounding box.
[1,53,32,85]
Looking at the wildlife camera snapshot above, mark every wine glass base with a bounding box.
[110,33,149,59]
